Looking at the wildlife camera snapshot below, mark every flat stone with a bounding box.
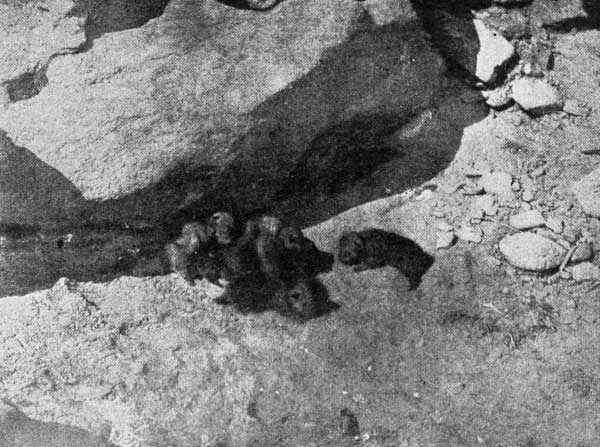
[479,171,513,198]
[435,221,454,232]
[436,231,456,249]
[456,226,483,243]
[571,262,600,282]
[563,99,586,116]
[570,242,594,264]
[511,78,563,115]
[545,216,563,234]
[509,210,545,230]
[474,195,498,216]
[571,166,600,218]
[499,232,567,272]
[483,85,513,108]
[473,19,515,84]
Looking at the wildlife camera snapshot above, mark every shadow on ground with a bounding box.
[0,12,486,297]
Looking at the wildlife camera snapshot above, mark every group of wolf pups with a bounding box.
[165,211,433,320]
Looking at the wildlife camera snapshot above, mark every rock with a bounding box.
[571,167,600,218]
[474,195,498,216]
[415,189,434,201]
[511,181,521,192]
[462,184,485,196]
[499,232,567,271]
[456,225,483,243]
[511,78,563,115]
[522,188,535,202]
[436,231,456,249]
[571,262,600,282]
[571,243,594,264]
[479,171,513,198]
[472,19,515,84]
[0,0,445,223]
[483,86,512,109]
[529,167,546,178]
[545,216,564,234]
[563,99,587,116]
[521,202,532,211]
[509,210,546,230]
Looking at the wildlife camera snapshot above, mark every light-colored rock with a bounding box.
[563,99,586,116]
[474,194,498,216]
[571,167,600,218]
[0,0,445,223]
[435,221,454,232]
[522,188,535,202]
[436,231,456,249]
[456,225,483,243]
[483,85,513,108]
[509,210,545,230]
[479,171,513,198]
[473,19,515,84]
[511,78,563,115]
[571,242,594,264]
[571,262,600,282]
[545,216,564,234]
[499,232,567,271]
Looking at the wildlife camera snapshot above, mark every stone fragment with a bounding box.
[571,262,600,282]
[563,99,586,116]
[545,216,563,234]
[474,195,498,216]
[456,226,483,243]
[521,202,532,211]
[479,171,513,198]
[462,184,485,196]
[509,210,545,230]
[473,19,515,84]
[482,85,512,108]
[436,231,456,249]
[571,167,600,218]
[511,181,521,192]
[499,232,567,271]
[570,242,594,264]
[522,188,535,202]
[511,78,563,115]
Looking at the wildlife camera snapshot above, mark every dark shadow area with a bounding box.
[216,0,283,11]
[543,0,600,32]
[337,228,434,290]
[68,0,171,43]
[4,64,48,103]
[1,13,486,298]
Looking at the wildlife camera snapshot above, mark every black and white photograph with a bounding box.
[1,0,600,446]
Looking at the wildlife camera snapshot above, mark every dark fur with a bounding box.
[212,215,335,319]
[337,229,434,289]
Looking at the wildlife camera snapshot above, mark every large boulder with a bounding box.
[0,0,445,224]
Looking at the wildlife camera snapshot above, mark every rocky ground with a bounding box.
[2,1,600,447]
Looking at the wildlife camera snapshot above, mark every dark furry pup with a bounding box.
[209,215,336,320]
[337,229,434,289]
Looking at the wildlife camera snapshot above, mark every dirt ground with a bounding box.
[2,5,600,447]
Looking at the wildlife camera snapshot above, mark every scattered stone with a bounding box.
[571,262,600,282]
[571,242,594,264]
[415,189,434,201]
[522,188,535,202]
[509,210,546,230]
[431,209,447,218]
[473,19,516,84]
[474,195,498,216]
[511,78,563,115]
[521,202,532,211]
[511,181,521,192]
[559,269,572,280]
[436,231,456,250]
[563,99,586,116]
[479,171,513,198]
[545,216,563,234]
[483,85,513,108]
[571,167,600,218]
[462,184,485,196]
[435,221,454,232]
[456,226,483,243]
[468,206,485,222]
[499,232,567,271]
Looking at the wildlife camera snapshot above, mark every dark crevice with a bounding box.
[4,64,49,103]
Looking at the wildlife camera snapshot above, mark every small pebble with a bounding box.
[509,210,546,230]
[479,171,514,198]
[431,210,447,218]
[571,262,600,282]
[474,195,498,216]
[570,242,594,264]
[545,216,563,234]
[462,184,485,196]
[435,221,454,232]
[522,189,535,202]
[456,226,483,243]
[563,99,586,116]
[521,202,532,211]
[530,167,545,178]
[436,231,456,249]
[499,232,566,271]
[511,181,521,192]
